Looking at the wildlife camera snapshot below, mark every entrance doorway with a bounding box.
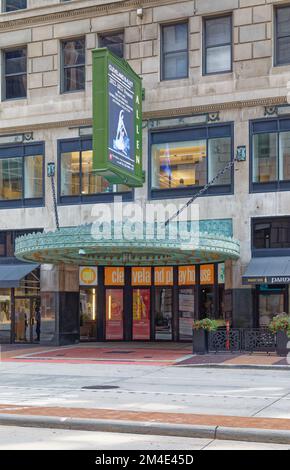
[132,289,151,340]
[80,288,97,341]
[14,297,40,343]
[155,288,173,340]
[257,285,287,327]
[105,289,124,340]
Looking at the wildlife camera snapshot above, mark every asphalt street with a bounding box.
[0,361,289,419]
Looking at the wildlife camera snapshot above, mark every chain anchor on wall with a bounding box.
[47,162,60,231]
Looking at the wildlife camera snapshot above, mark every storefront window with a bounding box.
[80,289,97,341]
[0,290,11,343]
[252,217,290,250]
[208,137,231,184]
[133,289,151,340]
[218,285,225,320]
[0,157,22,200]
[155,288,173,340]
[253,133,278,183]
[258,286,286,327]
[179,288,195,340]
[41,293,56,343]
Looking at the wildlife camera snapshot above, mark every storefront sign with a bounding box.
[243,276,290,285]
[178,266,196,286]
[105,267,125,286]
[92,48,144,187]
[154,267,174,286]
[218,263,225,284]
[131,267,152,286]
[79,267,98,286]
[200,264,215,285]
[133,289,150,340]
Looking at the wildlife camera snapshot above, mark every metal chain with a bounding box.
[50,175,60,230]
[165,158,238,226]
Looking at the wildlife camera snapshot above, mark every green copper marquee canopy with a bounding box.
[15,221,239,266]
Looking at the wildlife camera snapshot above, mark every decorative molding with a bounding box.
[0,0,178,31]
[264,105,278,116]
[0,96,286,135]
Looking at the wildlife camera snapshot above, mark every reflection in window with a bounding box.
[4,48,27,100]
[253,217,290,250]
[155,288,173,340]
[24,155,43,199]
[5,0,27,12]
[162,23,188,80]
[0,290,11,343]
[99,32,124,58]
[253,133,278,183]
[276,6,290,66]
[0,157,22,200]
[179,288,195,341]
[204,16,232,74]
[200,287,214,319]
[279,132,290,181]
[80,289,97,341]
[152,140,207,189]
[60,146,131,198]
[62,38,85,93]
[208,137,231,184]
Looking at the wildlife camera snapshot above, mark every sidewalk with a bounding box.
[1,343,289,368]
[0,404,290,445]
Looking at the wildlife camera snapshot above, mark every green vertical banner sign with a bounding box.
[92,48,145,187]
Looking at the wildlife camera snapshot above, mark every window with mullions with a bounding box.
[252,217,290,252]
[150,125,233,198]
[275,5,290,66]
[204,15,232,75]
[61,38,85,93]
[59,139,132,203]
[0,143,44,208]
[161,22,188,80]
[4,47,27,100]
[251,119,290,192]
[99,32,124,58]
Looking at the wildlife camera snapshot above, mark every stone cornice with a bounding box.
[0,95,286,135]
[0,0,179,31]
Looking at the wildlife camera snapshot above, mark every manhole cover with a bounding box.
[106,350,134,355]
[82,385,120,390]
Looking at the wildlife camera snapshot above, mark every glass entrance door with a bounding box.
[105,289,124,340]
[80,289,97,342]
[14,298,40,343]
[155,288,173,340]
[133,289,151,340]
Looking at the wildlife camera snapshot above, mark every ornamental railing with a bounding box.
[208,328,276,354]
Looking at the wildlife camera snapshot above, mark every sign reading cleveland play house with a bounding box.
[92,48,144,187]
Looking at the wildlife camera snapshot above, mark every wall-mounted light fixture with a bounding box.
[137,8,143,18]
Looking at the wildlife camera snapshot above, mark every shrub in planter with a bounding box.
[192,318,219,355]
[269,314,290,357]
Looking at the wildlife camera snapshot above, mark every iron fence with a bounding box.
[208,328,276,354]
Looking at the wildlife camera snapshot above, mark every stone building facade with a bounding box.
[0,0,290,344]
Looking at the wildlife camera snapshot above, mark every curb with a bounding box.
[0,414,290,445]
[175,364,290,371]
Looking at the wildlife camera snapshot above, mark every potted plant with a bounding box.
[192,318,219,355]
[268,314,290,357]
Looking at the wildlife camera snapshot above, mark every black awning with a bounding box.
[243,257,290,285]
[0,264,39,288]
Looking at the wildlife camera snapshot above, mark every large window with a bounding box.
[99,32,124,58]
[203,15,232,75]
[61,38,85,93]
[4,0,26,12]
[161,22,188,80]
[252,217,290,252]
[251,118,290,192]
[150,124,233,198]
[59,138,132,203]
[0,143,44,207]
[4,47,27,100]
[275,5,290,66]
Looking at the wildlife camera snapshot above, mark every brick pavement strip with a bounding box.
[0,405,289,432]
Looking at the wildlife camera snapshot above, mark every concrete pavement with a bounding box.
[0,426,289,450]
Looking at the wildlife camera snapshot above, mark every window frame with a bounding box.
[98,31,125,59]
[203,14,233,76]
[3,0,27,13]
[148,122,234,200]
[274,4,290,67]
[252,216,290,257]
[60,36,86,95]
[3,46,27,101]
[250,117,290,193]
[160,21,189,82]
[0,142,45,209]
[57,137,134,205]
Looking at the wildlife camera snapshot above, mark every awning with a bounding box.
[243,257,290,285]
[0,264,39,288]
